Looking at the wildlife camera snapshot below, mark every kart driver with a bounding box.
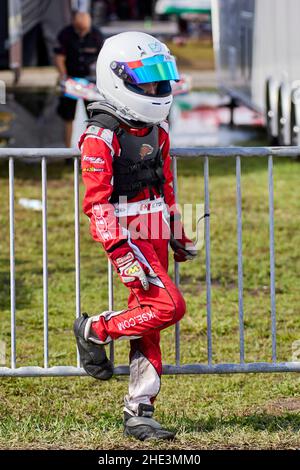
[74,31,197,441]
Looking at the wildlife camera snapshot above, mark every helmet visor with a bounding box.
[110,54,180,84]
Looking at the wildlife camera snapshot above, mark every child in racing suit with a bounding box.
[74,31,197,441]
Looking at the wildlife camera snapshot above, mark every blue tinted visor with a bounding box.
[110,54,180,84]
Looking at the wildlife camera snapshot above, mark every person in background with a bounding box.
[54,11,104,147]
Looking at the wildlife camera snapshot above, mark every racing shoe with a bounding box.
[124,404,176,441]
[73,313,113,380]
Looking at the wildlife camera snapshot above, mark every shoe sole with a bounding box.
[124,426,176,441]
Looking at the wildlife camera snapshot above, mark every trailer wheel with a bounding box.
[290,100,298,146]
[265,79,278,145]
[290,88,300,146]
[277,87,286,146]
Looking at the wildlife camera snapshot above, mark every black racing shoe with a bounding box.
[73,313,113,380]
[124,404,176,441]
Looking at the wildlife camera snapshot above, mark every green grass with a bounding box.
[0,152,300,449]
[166,38,215,71]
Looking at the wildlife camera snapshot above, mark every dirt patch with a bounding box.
[266,398,300,413]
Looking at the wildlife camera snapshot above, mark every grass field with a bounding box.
[167,38,215,71]
[0,151,300,450]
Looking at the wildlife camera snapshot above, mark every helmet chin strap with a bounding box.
[87,100,156,129]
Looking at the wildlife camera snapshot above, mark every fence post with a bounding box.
[74,157,81,367]
[268,155,277,363]
[204,156,212,365]
[42,157,49,368]
[236,156,245,364]
[9,157,16,369]
[172,155,181,365]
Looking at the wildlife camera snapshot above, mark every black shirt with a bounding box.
[54,25,104,78]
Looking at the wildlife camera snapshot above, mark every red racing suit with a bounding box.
[79,120,186,415]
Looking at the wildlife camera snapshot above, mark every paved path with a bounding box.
[0,67,59,92]
[186,70,217,89]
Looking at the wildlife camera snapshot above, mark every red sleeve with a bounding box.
[159,123,180,219]
[80,129,127,253]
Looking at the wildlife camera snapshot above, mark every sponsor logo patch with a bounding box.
[100,128,113,146]
[93,203,113,241]
[117,310,157,331]
[83,156,105,164]
[148,42,162,53]
[116,252,134,266]
[82,167,105,172]
[86,127,114,146]
[139,203,148,212]
[92,203,102,218]
[125,264,140,276]
[87,125,101,135]
[139,144,153,159]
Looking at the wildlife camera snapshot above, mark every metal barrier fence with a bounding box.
[0,146,299,377]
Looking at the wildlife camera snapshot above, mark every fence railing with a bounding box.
[0,146,299,377]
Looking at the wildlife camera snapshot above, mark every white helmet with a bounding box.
[96,31,180,124]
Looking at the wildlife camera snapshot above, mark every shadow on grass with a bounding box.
[176,413,300,433]
[0,258,36,310]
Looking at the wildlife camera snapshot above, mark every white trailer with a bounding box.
[211,0,300,145]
